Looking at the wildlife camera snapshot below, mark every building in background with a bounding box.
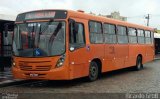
[99,11,127,21]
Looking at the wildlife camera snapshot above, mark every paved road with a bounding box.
[0,60,160,93]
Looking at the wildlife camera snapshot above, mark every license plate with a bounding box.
[29,73,39,77]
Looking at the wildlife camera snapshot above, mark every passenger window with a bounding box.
[117,26,128,44]
[145,31,151,44]
[128,28,137,44]
[137,29,145,44]
[103,24,117,43]
[89,21,103,44]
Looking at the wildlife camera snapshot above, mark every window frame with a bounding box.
[103,23,117,44]
[145,30,151,44]
[89,20,103,44]
[137,29,145,44]
[103,23,116,34]
[145,30,151,37]
[128,27,138,44]
[69,22,86,49]
[117,25,128,44]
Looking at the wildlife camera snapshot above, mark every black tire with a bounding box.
[88,61,99,81]
[135,56,143,70]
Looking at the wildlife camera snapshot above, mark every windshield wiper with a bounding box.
[48,22,62,53]
[49,22,62,42]
[36,20,53,48]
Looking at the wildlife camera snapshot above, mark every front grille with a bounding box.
[20,65,51,71]
[20,65,32,71]
[19,61,52,71]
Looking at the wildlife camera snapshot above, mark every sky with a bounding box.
[0,0,160,29]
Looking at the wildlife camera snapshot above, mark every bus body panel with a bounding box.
[127,44,139,67]
[12,10,155,80]
[144,45,154,62]
[114,44,129,69]
[103,44,116,72]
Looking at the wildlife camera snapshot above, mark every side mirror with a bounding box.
[70,47,75,51]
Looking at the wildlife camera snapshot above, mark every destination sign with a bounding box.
[16,10,67,22]
[25,11,56,20]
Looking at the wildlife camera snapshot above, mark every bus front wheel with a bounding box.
[88,61,99,81]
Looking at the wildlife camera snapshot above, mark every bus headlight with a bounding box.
[11,57,16,67]
[12,62,16,67]
[56,54,65,68]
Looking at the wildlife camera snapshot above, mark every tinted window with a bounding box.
[103,24,117,43]
[103,24,116,34]
[89,21,103,43]
[137,29,145,44]
[117,26,128,44]
[145,31,151,44]
[128,28,137,36]
[117,26,127,35]
[137,30,144,36]
[145,31,151,37]
[128,28,137,44]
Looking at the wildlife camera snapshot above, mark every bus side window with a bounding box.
[103,23,116,44]
[145,30,151,44]
[117,26,128,44]
[69,22,85,49]
[137,29,145,44]
[128,28,137,44]
[89,21,103,44]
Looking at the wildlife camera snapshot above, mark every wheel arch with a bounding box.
[137,54,143,63]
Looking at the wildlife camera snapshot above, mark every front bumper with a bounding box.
[12,66,70,80]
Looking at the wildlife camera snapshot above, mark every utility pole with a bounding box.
[145,14,150,26]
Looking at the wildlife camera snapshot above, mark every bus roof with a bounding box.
[16,9,154,31]
[67,10,154,31]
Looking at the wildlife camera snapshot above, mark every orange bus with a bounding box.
[12,10,154,81]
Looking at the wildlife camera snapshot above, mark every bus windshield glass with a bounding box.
[13,21,65,57]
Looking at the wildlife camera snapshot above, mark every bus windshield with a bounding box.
[13,21,65,57]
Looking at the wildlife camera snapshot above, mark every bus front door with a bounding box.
[68,18,89,79]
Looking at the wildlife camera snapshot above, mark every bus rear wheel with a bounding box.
[88,61,99,81]
[135,56,143,70]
